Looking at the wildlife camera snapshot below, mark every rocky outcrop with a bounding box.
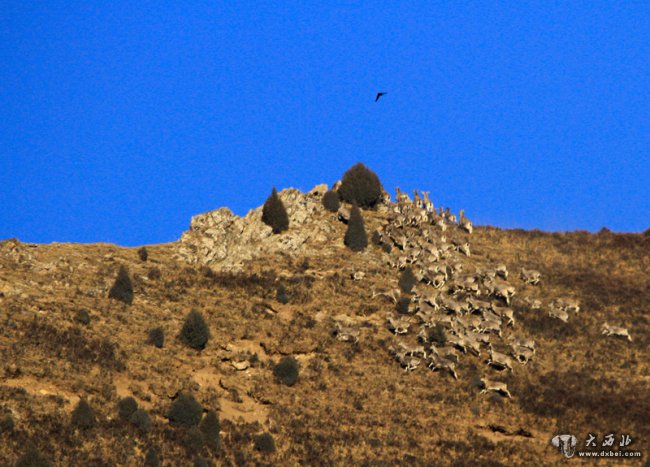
[175,186,337,271]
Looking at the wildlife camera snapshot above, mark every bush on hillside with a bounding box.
[396,296,411,314]
[16,444,52,467]
[0,414,14,433]
[117,396,138,421]
[399,267,417,294]
[109,266,134,305]
[199,410,221,451]
[262,187,289,234]
[71,398,96,430]
[273,357,299,386]
[168,393,203,428]
[276,284,289,304]
[138,247,148,262]
[337,163,383,208]
[147,267,161,280]
[322,190,341,212]
[147,327,165,348]
[130,409,152,432]
[75,309,91,326]
[254,432,276,453]
[184,426,205,453]
[144,446,161,467]
[179,309,210,350]
[344,204,368,252]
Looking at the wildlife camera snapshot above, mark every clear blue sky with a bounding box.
[2,3,649,246]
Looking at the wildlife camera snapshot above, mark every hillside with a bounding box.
[1,183,649,466]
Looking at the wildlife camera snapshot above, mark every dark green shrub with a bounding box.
[396,296,410,314]
[398,267,417,294]
[147,267,161,280]
[254,432,276,453]
[109,266,134,305]
[71,398,96,430]
[117,396,138,421]
[168,393,203,428]
[184,426,205,453]
[430,324,447,346]
[16,444,52,467]
[276,284,289,304]
[322,190,340,212]
[147,327,165,348]
[273,357,299,386]
[130,409,152,432]
[194,458,212,467]
[262,187,289,234]
[344,204,368,252]
[338,162,383,208]
[199,410,221,451]
[0,413,14,433]
[138,247,148,262]
[144,446,161,467]
[74,309,91,326]
[179,309,210,350]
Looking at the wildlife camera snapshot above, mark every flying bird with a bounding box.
[375,92,387,102]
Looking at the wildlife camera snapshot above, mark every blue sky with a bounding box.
[1,2,649,246]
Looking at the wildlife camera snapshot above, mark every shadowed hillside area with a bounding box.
[1,168,649,465]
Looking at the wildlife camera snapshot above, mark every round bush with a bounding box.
[130,409,152,432]
[273,357,299,386]
[254,432,276,453]
[344,205,368,252]
[276,284,289,304]
[16,444,52,467]
[338,163,383,208]
[398,267,417,294]
[71,398,96,430]
[168,393,203,428]
[199,410,221,451]
[144,446,161,467]
[184,426,205,453]
[0,414,15,433]
[179,309,210,351]
[321,190,340,212]
[138,247,149,262]
[109,266,134,305]
[117,396,138,421]
[147,327,165,348]
[74,309,91,326]
[262,187,289,234]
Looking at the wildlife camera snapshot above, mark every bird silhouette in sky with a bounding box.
[375,92,387,102]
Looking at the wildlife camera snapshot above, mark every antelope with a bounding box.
[480,378,512,398]
[487,345,514,372]
[413,190,424,209]
[459,209,473,234]
[428,355,459,379]
[334,322,360,343]
[422,191,434,213]
[601,323,632,342]
[387,314,411,335]
[520,268,541,286]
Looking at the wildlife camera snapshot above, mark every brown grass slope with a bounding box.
[0,201,649,465]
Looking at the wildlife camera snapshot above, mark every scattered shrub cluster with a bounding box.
[199,410,221,451]
[322,190,340,212]
[147,327,165,348]
[138,246,149,262]
[109,266,134,305]
[395,297,410,314]
[344,205,368,252]
[337,163,383,208]
[273,356,299,386]
[179,309,210,350]
[144,447,161,467]
[262,187,289,234]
